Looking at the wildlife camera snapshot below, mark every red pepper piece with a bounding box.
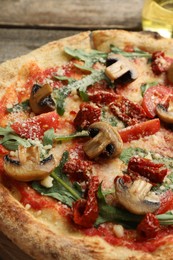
[118,118,160,143]
[11,111,60,140]
[109,95,148,126]
[155,190,173,215]
[73,103,101,130]
[63,158,92,182]
[73,176,99,228]
[137,213,160,239]
[128,157,167,183]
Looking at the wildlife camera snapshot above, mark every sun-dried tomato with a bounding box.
[73,176,99,228]
[63,158,92,182]
[88,90,116,105]
[151,51,173,75]
[155,190,173,215]
[137,213,160,239]
[73,103,101,130]
[128,157,168,183]
[109,95,148,126]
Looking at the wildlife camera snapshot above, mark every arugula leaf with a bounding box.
[32,151,82,207]
[52,70,106,115]
[140,82,158,96]
[64,47,107,69]
[110,45,151,58]
[0,126,31,150]
[120,147,173,170]
[120,147,148,164]
[53,75,76,84]
[43,128,56,146]
[43,129,89,146]
[7,100,30,113]
[95,184,142,227]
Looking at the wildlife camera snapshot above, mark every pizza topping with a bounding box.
[141,85,172,118]
[127,157,168,183]
[29,83,55,115]
[74,103,101,130]
[115,175,160,215]
[110,45,151,59]
[83,122,123,159]
[118,118,160,143]
[137,213,160,239]
[105,53,138,85]
[53,70,106,115]
[156,103,173,124]
[109,95,148,126]
[63,158,91,182]
[151,51,172,75]
[73,176,99,227]
[167,62,173,84]
[11,111,60,140]
[3,145,55,181]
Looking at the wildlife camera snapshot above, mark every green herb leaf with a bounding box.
[7,100,30,113]
[120,147,148,164]
[110,45,151,58]
[53,75,75,84]
[95,184,142,227]
[52,70,106,115]
[32,151,82,207]
[0,126,31,151]
[43,128,56,146]
[64,47,107,68]
[54,130,89,142]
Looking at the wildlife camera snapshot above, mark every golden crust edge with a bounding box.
[0,29,173,259]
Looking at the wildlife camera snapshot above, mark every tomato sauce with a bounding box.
[83,224,173,253]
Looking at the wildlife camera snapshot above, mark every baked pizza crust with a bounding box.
[1,30,173,259]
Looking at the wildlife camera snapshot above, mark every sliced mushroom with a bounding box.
[167,63,173,84]
[29,84,55,114]
[83,122,123,159]
[105,53,138,85]
[115,176,160,215]
[3,145,55,181]
[156,102,173,123]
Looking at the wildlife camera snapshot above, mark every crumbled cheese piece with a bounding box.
[40,175,54,188]
[113,224,124,238]
[25,204,31,210]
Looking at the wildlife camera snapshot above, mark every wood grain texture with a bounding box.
[0,232,32,260]
[0,0,144,29]
[0,28,81,63]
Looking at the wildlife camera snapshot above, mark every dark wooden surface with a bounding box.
[0,0,144,259]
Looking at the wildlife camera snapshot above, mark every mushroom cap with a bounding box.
[115,176,160,215]
[3,146,55,181]
[83,122,123,159]
[156,103,173,124]
[29,84,55,115]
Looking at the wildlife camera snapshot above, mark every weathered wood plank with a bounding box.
[0,28,80,63]
[0,0,144,29]
[0,231,32,260]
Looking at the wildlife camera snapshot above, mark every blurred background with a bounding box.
[0,0,144,63]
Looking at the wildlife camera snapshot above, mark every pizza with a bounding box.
[1,29,173,259]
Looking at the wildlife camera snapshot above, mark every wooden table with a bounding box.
[0,0,144,259]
